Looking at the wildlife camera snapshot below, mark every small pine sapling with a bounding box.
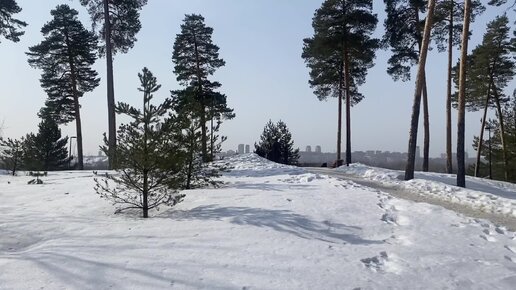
[95,68,186,218]
[0,137,24,176]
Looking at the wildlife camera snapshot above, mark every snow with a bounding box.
[337,163,516,218]
[1,154,516,289]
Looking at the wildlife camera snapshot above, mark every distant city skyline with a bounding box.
[0,1,513,158]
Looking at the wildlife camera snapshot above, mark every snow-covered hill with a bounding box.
[1,154,515,289]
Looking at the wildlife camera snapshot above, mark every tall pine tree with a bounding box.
[404,0,436,180]
[456,0,473,187]
[432,0,484,173]
[27,4,99,170]
[172,14,234,163]
[453,15,515,180]
[80,0,148,169]
[302,0,380,166]
[0,0,26,43]
[383,0,433,172]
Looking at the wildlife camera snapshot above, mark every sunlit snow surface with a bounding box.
[1,154,515,289]
[337,163,516,218]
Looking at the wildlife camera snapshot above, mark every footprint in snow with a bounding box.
[361,251,402,274]
[480,234,497,242]
[504,256,516,263]
[505,245,516,254]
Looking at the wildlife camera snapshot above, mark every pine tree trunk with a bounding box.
[475,92,490,177]
[457,0,472,188]
[337,62,343,163]
[493,89,509,181]
[65,32,83,170]
[143,170,149,218]
[445,0,454,174]
[104,0,117,170]
[405,0,436,180]
[422,73,430,172]
[344,49,352,166]
[186,126,195,189]
[192,33,208,163]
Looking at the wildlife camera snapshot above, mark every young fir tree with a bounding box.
[95,68,186,218]
[254,120,300,166]
[403,0,436,180]
[452,15,515,181]
[302,0,380,166]
[432,0,484,173]
[23,117,70,171]
[0,137,24,175]
[171,87,224,190]
[0,0,26,43]
[80,0,148,169]
[172,14,234,163]
[383,0,434,172]
[27,4,99,170]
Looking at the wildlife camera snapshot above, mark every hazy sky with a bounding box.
[0,0,514,158]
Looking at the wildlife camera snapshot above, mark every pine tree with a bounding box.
[27,4,99,170]
[80,0,148,169]
[404,0,436,180]
[172,14,234,163]
[456,0,473,187]
[384,0,434,172]
[95,68,186,218]
[302,0,379,166]
[0,137,24,175]
[23,117,70,171]
[453,16,515,180]
[255,120,300,165]
[432,0,484,173]
[0,0,27,43]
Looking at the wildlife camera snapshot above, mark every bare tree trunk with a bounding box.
[446,2,454,174]
[405,0,436,180]
[475,91,490,177]
[103,0,116,170]
[493,89,509,181]
[344,49,352,166]
[337,62,343,163]
[457,0,472,188]
[422,73,430,172]
[192,33,208,163]
[65,32,83,170]
[143,170,148,218]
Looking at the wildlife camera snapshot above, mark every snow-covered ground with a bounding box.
[337,164,516,218]
[1,154,516,289]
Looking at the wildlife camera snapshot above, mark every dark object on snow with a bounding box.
[321,162,327,167]
[28,178,43,185]
[332,160,343,168]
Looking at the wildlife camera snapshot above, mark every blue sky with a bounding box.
[0,0,514,158]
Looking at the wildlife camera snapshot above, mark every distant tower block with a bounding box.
[306,145,312,152]
[415,146,421,159]
[238,144,245,154]
[245,144,250,153]
[315,145,322,153]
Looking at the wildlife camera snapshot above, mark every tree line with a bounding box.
[0,1,234,217]
[302,0,515,187]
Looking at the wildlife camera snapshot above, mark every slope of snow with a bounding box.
[1,154,515,289]
[337,163,516,218]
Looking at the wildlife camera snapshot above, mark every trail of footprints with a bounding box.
[361,192,516,274]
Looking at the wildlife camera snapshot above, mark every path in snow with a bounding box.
[306,167,516,232]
